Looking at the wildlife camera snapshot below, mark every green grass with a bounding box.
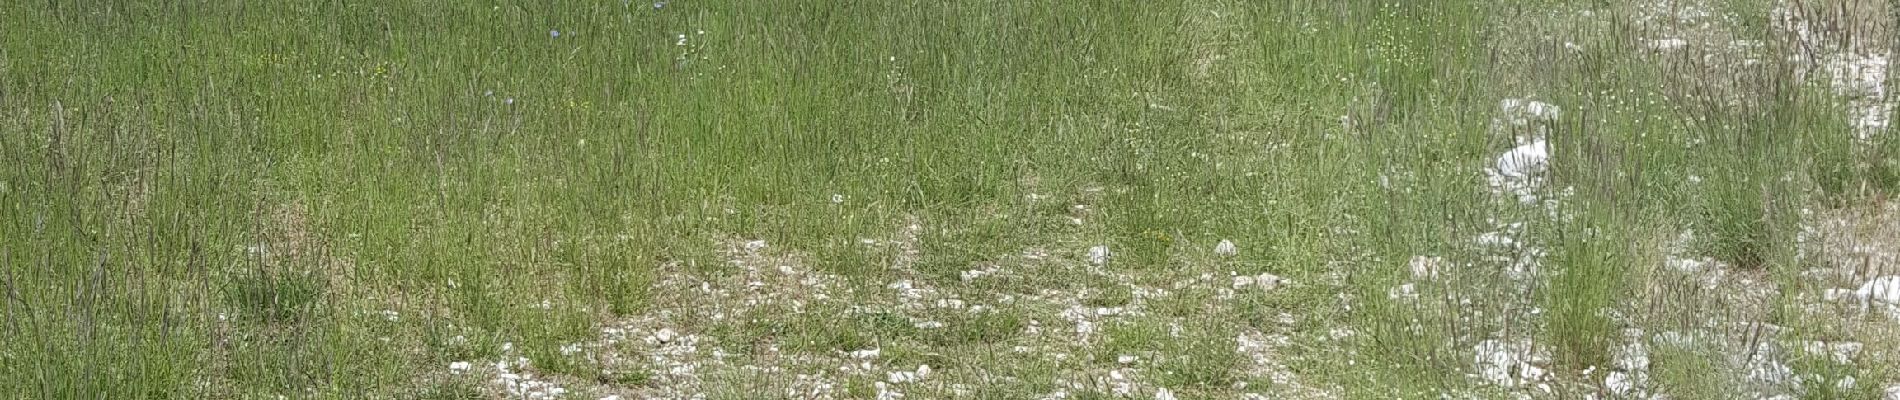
[4,0,1899,398]
[1651,342,1743,399]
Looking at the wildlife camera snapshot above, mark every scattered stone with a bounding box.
[1857,276,1900,306]
[1473,338,1548,387]
[1605,371,1635,396]
[1088,245,1112,265]
[1494,139,1549,179]
[1232,273,1284,291]
[1498,99,1562,125]
[1799,341,1863,364]
[1648,38,1688,50]
[1215,239,1238,256]
[1408,255,1445,280]
[1388,283,1418,301]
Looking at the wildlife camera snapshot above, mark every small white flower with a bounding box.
[550,30,561,38]
[1214,239,1237,256]
[504,98,516,106]
[677,34,687,46]
[831,194,845,204]
[449,361,472,373]
[379,309,399,322]
[1087,245,1111,265]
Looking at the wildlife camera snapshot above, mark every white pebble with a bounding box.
[1214,239,1237,256]
[1087,245,1111,265]
[1495,139,1549,179]
[1408,255,1443,280]
[1232,275,1255,288]
[1649,38,1688,50]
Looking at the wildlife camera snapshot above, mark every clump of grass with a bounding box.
[1081,285,1135,308]
[717,305,918,356]
[413,378,486,400]
[224,272,325,325]
[919,309,1025,347]
[913,211,1034,283]
[1101,320,1242,389]
[569,240,658,317]
[1789,354,1881,400]
[598,368,652,387]
[1649,343,1741,399]
[1541,216,1634,372]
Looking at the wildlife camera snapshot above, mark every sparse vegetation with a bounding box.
[5,0,1900,398]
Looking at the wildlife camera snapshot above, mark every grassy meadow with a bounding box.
[4,0,1900,398]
